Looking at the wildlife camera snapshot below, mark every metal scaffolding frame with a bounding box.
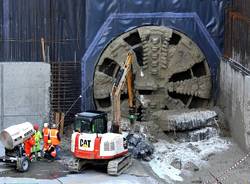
[50,61,81,126]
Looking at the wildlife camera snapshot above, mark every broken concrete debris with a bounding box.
[121,109,220,166]
[149,137,231,183]
[170,158,199,172]
[152,109,217,132]
[126,132,154,161]
[176,127,218,142]
[170,158,182,170]
[183,161,199,172]
[186,143,201,153]
[152,109,220,142]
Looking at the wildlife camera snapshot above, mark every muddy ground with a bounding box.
[0,115,250,184]
[0,136,164,184]
[0,154,163,184]
[0,139,249,184]
[178,139,250,183]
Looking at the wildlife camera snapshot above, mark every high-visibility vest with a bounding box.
[24,137,35,157]
[49,129,60,146]
[43,128,50,143]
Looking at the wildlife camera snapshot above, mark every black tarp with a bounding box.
[0,0,229,62]
[0,0,85,62]
[0,0,230,111]
[84,0,229,51]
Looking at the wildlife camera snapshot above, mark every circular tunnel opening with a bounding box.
[93,26,212,119]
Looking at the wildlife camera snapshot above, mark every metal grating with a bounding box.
[50,61,81,125]
[0,0,85,62]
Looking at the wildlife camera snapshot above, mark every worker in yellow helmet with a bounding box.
[44,140,56,161]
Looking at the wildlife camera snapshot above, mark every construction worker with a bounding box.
[44,140,56,161]
[24,134,35,160]
[42,123,50,150]
[32,123,42,160]
[49,124,61,160]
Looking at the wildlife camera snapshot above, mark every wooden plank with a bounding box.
[59,113,65,136]
[55,112,60,126]
[41,38,46,62]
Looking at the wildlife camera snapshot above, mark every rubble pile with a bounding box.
[126,132,154,161]
[152,109,217,131]
[120,119,155,161]
[152,109,219,142]
[176,127,218,142]
[149,137,231,183]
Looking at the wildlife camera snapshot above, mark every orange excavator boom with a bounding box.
[111,52,134,133]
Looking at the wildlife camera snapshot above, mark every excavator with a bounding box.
[69,52,135,175]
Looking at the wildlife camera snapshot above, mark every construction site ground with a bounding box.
[0,134,250,184]
[177,139,250,183]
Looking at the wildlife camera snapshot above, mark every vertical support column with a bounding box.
[1,65,4,129]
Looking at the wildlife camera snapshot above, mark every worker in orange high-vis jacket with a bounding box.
[49,124,61,160]
[24,134,35,160]
[42,123,50,150]
[44,140,56,161]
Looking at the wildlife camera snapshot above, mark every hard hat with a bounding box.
[44,123,48,128]
[33,123,39,131]
[51,150,57,158]
[51,124,57,129]
[48,140,52,144]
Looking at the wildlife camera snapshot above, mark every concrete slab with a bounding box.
[0,62,50,130]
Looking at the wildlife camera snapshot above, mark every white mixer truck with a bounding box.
[0,122,35,172]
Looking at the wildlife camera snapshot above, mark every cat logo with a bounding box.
[80,139,91,148]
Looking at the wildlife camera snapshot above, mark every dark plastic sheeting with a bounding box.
[81,0,229,111]
[84,0,229,51]
[0,0,230,111]
[0,0,85,62]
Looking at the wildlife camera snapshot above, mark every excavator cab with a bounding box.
[74,111,108,134]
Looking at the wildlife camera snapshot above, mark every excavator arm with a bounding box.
[111,52,134,133]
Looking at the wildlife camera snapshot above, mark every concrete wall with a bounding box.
[219,59,250,151]
[0,62,50,130]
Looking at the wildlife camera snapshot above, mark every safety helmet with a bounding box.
[33,123,39,131]
[44,123,48,128]
[51,124,57,129]
[48,140,52,144]
[51,150,57,158]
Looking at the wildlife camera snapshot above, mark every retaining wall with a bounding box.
[219,59,250,151]
[0,62,50,130]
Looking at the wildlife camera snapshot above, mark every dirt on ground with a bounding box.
[0,109,250,184]
[130,108,250,184]
[181,141,250,183]
[0,159,68,179]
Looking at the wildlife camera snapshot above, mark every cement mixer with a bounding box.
[0,122,35,172]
